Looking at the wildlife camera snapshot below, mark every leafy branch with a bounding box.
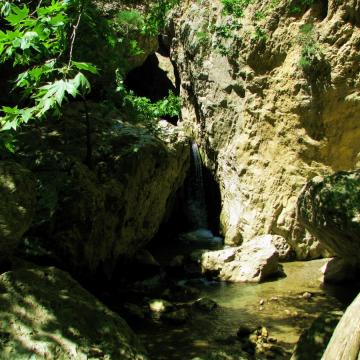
[0,0,98,151]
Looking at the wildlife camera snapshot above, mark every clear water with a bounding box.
[137,260,355,360]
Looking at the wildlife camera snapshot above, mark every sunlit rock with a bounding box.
[170,0,360,259]
[200,236,280,282]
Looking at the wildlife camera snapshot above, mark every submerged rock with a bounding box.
[297,171,360,266]
[0,161,36,261]
[0,266,148,359]
[194,297,218,312]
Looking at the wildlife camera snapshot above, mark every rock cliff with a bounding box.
[170,0,360,258]
[16,102,189,277]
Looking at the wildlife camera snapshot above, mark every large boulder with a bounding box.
[297,171,360,266]
[16,103,189,276]
[0,161,36,259]
[170,0,360,259]
[201,235,280,282]
[0,266,148,359]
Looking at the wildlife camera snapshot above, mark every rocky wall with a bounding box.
[170,0,360,258]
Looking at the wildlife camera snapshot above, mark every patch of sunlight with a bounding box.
[352,212,360,222]
[1,176,16,191]
[193,339,210,348]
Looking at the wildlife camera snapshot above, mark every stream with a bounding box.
[135,259,354,360]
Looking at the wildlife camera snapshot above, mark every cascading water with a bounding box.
[182,142,222,247]
[187,142,208,229]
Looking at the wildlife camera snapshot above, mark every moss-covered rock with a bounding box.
[297,170,360,265]
[16,102,189,277]
[0,161,36,260]
[0,266,148,359]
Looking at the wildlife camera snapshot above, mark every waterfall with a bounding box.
[187,142,208,229]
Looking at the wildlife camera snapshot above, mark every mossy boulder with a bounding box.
[297,170,360,265]
[0,161,36,260]
[16,102,189,277]
[0,266,148,359]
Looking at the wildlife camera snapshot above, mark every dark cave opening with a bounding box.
[124,52,180,124]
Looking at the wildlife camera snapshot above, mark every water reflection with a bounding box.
[137,260,356,359]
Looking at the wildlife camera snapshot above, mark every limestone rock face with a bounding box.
[17,103,189,276]
[201,236,280,282]
[297,171,360,266]
[170,0,360,258]
[0,161,36,258]
[0,266,148,359]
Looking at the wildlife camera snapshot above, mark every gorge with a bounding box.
[0,0,360,359]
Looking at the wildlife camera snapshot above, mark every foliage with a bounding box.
[289,0,315,14]
[115,69,180,128]
[0,0,98,152]
[142,0,180,35]
[298,23,322,70]
[0,0,181,154]
[221,0,253,17]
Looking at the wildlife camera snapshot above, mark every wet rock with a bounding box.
[302,292,313,299]
[291,311,343,360]
[0,161,36,261]
[194,297,218,312]
[0,266,148,359]
[148,299,174,313]
[162,308,190,325]
[297,171,360,267]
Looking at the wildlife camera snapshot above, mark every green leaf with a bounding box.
[6,5,29,26]
[71,61,98,74]
[74,72,91,94]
